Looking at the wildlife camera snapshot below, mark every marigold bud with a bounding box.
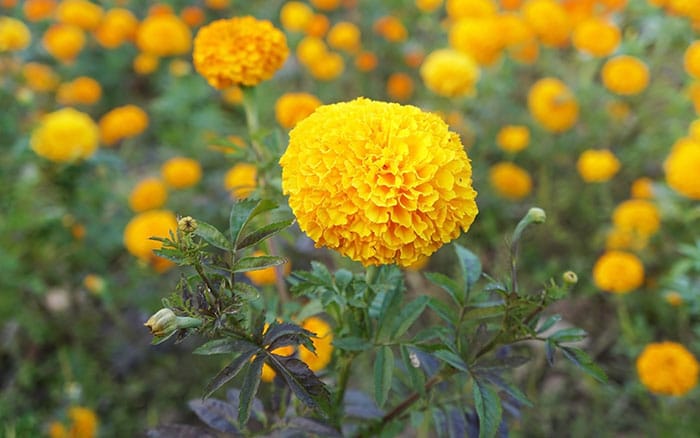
[178,216,198,233]
[144,308,178,337]
[526,207,546,224]
[562,271,578,285]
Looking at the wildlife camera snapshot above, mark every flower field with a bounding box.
[2,0,700,436]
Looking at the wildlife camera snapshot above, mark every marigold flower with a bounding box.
[664,137,700,199]
[665,291,683,307]
[56,0,103,30]
[576,149,620,182]
[43,23,85,63]
[129,178,168,212]
[305,13,330,37]
[416,0,443,12]
[420,49,480,98]
[23,0,57,22]
[327,21,361,53]
[446,0,497,20]
[0,16,31,52]
[67,406,98,438]
[355,51,378,72]
[180,6,205,28]
[612,199,660,237]
[374,16,407,42]
[299,316,334,372]
[56,76,102,105]
[280,1,313,32]
[489,162,532,200]
[307,52,344,81]
[123,209,177,263]
[528,77,579,132]
[224,163,257,199]
[244,250,291,286]
[275,92,322,129]
[31,108,99,163]
[94,8,138,48]
[310,0,341,11]
[631,177,654,199]
[637,342,699,396]
[48,421,67,438]
[148,4,174,17]
[593,250,644,293]
[193,16,288,88]
[449,17,504,66]
[296,36,328,66]
[279,98,478,267]
[133,52,159,75]
[136,14,191,57]
[161,157,202,189]
[684,41,700,79]
[572,17,620,57]
[386,72,414,102]
[501,0,524,9]
[605,226,648,251]
[83,274,105,295]
[522,0,572,48]
[497,125,530,153]
[22,62,59,92]
[99,105,149,146]
[601,55,649,95]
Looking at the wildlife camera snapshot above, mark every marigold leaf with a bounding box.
[194,221,231,251]
[229,199,276,247]
[374,346,394,407]
[232,281,260,301]
[391,295,429,338]
[472,379,502,438]
[425,272,463,306]
[333,336,372,351]
[427,297,458,325]
[549,327,587,343]
[265,355,331,415]
[432,349,469,372]
[286,417,342,437]
[187,399,238,434]
[238,354,265,426]
[204,347,260,399]
[400,345,426,396]
[193,338,258,355]
[455,244,482,296]
[560,346,607,383]
[232,255,286,273]
[536,314,562,334]
[263,321,310,347]
[236,218,295,251]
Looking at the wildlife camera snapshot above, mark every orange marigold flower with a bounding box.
[193,16,288,88]
[593,250,644,293]
[631,177,654,199]
[275,92,322,129]
[612,199,660,237]
[496,125,530,153]
[305,13,330,37]
[279,98,478,267]
[386,72,414,102]
[31,108,99,162]
[123,209,177,262]
[56,76,102,105]
[522,0,572,48]
[684,41,700,79]
[374,16,407,42]
[224,163,257,199]
[94,8,138,48]
[43,23,85,63]
[637,342,699,396]
[572,17,620,57]
[204,0,230,10]
[23,0,57,22]
[299,316,334,372]
[180,6,205,28]
[664,137,700,199]
[306,52,344,81]
[280,1,313,32]
[355,51,378,72]
[22,62,59,92]
[527,77,579,133]
[161,157,202,189]
[67,406,98,438]
[489,161,533,200]
[296,36,328,66]
[0,16,31,52]
[136,14,191,57]
[449,17,504,66]
[576,149,620,182]
[327,21,361,53]
[601,55,649,96]
[56,0,103,30]
[310,0,341,11]
[133,52,159,75]
[446,0,497,20]
[420,49,480,97]
[99,105,149,146]
[128,177,168,212]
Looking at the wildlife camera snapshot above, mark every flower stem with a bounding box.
[241,86,265,162]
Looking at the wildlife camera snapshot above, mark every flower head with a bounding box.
[612,199,660,237]
[94,8,138,48]
[497,125,530,153]
[224,163,257,199]
[280,1,313,32]
[299,316,334,371]
[572,17,620,57]
[67,406,98,438]
[43,23,85,63]
[275,92,322,129]
[489,161,533,200]
[522,0,572,48]
[22,62,59,92]
[0,16,31,52]
[136,14,191,57]
[99,104,149,145]
[386,73,414,101]
[128,178,168,212]
[161,157,202,189]
[593,250,644,293]
[528,77,578,132]
[576,149,620,183]
[327,21,361,53]
[637,342,699,396]
[123,209,177,264]
[193,16,288,88]
[56,0,103,30]
[31,108,98,162]
[280,98,478,267]
[448,17,504,66]
[601,55,649,95]
[420,48,480,97]
[56,76,102,105]
[685,41,700,79]
[664,137,700,199]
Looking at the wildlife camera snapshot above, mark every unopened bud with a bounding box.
[562,271,578,285]
[526,207,546,224]
[178,216,198,233]
[144,308,178,337]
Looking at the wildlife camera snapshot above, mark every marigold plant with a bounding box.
[637,342,699,396]
[593,250,645,293]
[30,107,99,163]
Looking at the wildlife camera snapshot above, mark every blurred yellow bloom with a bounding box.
[275,92,322,129]
[279,98,478,267]
[133,52,159,75]
[420,49,480,97]
[576,149,620,183]
[260,321,295,382]
[664,137,700,199]
[280,1,313,32]
[416,0,443,13]
[299,316,334,372]
[43,23,85,63]
[637,342,699,396]
[161,157,202,189]
[593,250,644,293]
[305,13,330,37]
[446,0,497,20]
[601,55,649,95]
[449,17,504,66]
[193,16,288,88]
[528,77,579,133]
[689,119,700,142]
[180,6,205,28]
[48,421,67,438]
[374,16,408,42]
[204,0,230,9]
[31,108,99,163]
[386,72,414,101]
[355,51,378,72]
[224,163,257,199]
[668,0,700,21]
[56,0,103,30]
[572,17,620,57]
[522,0,572,48]
[307,52,344,81]
[136,14,191,57]
[327,21,361,53]
[22,62,59,92]
[612,199,660,237]
[123,209,177,263]
[94,8,138,48]
[605,226,648,252]
[489,162,533,200]
[310,0,341,11]
[684,41,700,79]
[23,0,57,22]
[296,36,328,66]
[630,177,654,199]
[244,250,291,286]
[83,274,105,295]
[496,125,530,153]
[56,76,102,105]
[129,178,168,212]
[99,105,149,146]
[67,406,99,438]
[0,16,31,52]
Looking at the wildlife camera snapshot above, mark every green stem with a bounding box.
[332,353,357,426]
[241,86,265,162]
[615,295,636,346]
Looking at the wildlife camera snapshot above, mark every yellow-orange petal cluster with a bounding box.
[592,250,644,293]
[528,77,579,133]
[275,92,322,129]
[99,104,149,145]
[123,209,177,262]
[136,14,191,57]
[299,316,334,371]
[576,149,620,183]
[161,157,202,189]
[56,76,102,105]
[664,137,700,199]
[601,55,649,96]
[128,178,168,212]
[280,98,478,267]
[612,199,660,237]
[224,163,257,199]
[31,107,99,162]
[193,16,289,88]
[489,161,533,200]
[0,16,31,51]
[420,48,480,97]
[496,125,530,153]
[637,342,699,396]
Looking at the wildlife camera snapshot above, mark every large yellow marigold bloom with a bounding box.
[572,17,620,57]
[612,199,660,237]
[664,137,700,199]
[489,161,532,200]
[496,125,530,153]
[275,92,322,129]
[420,48,480,98]
[193,16,289,89]
[129,178,168,212]
[136,14,191,57]
[56,76,102,105]
[123,209,177,262]
[99,105,149,146]
[31,108,99,163]
[593,250,644,293]
[161,157,202,189]
[601,55,649,96]
[0,16,31,52]
[56,0,103,30]
[43,23,85,63]
[279,98,479,267]
[299,316,334,372]
[528,77,579,133]
[522,0,572,48]
[576,149,620,183]
[637,342,699,396]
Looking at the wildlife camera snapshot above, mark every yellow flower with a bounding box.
[279,98,479,267]
[528,77,579,133]
[244,250,291,286]
[128,178,168,212]
[307,52,345,81]
[664,137,700,199]
[522,0,572,48]
[593,250,644,293]
[56,76,102,105]
[612,199,660,237]
[299,316,334,372]
[23,0,57,22]
[0,16,31,52]
[280,1,313,32]
[67,406,98,438]
[94,7,138,49]
[572,17,620,57]
[489,161,533,200]
[386,72,414,102]
[56,0,103,30]
[601,55,650,96]
[637,342,699,396]
[205,0,230,9]
[136,14,191,57]
[161,157,202,189]
[355,51,378,72]
[133,52,159,75]
[449,17,504,66]
[310,0,341,11]
[193,16,288,88]
[22,62,59,92]
[374,16,408,43]
[689,119,700,142]
[180,6,205,28]
[685,41,700,79]
[83,274,105,295]
[496,125,530,153]
[305,13,330,37]
[123,209,177,263]
[576,149,620,183]
[48,421,67,438]
[99,105,149,146]
[31,108,98,163]
[631,177,654,199]
[224,163,257,199]
[327,21,361,53]
[605,226,648,251]
[446,0,497,20]
[43,23,85,63]
[275,92,322,129]
[296,36,328,66]
[416,0,443,12]
[420,49,480,97]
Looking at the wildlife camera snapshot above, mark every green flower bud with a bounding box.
[144,308,178,337]
[178,216,198,233]
[562,271,578,285]
[526,207,546,224]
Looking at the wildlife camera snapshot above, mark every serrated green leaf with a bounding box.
[333,336,372,351]
[229,199,276,247]
[455,244,482,295]
[204,348,260,399]
[472,379,502,438]
[560,347,607,383]
[463,305,505,321]
[391,296,429,338]
[536,314,562,334]
[374,346,394,407]
[238,354,264,426]
[425,272,463,306]
[232,256,286,273]
[194,221,231,251]
[153,248,187,264]
[263,322,310,348]
[333,269,354,294]
[427,297,458,325]
[477,371,532,408]
[545,339,555,366]
[232,281,260,301]
[266,355,331,415]
[549,327,587,343]
[236,218,295,251]
[193,338,258,355]
[432,349,468,372]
